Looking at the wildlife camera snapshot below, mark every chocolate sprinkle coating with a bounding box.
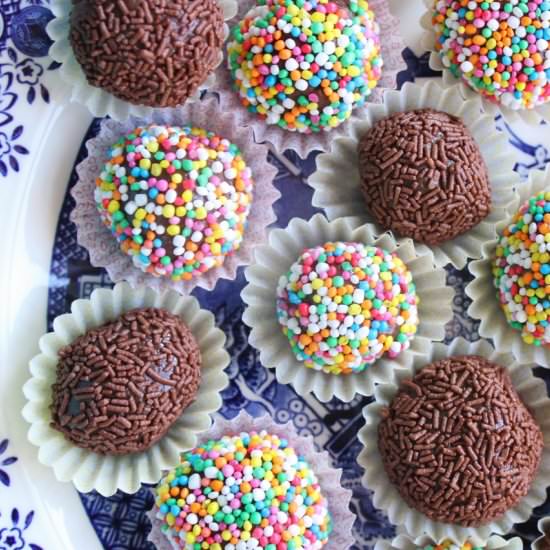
[69,0,225,108]
[378,355,543,527]
[50,308,202,455]
[358,109,491,247]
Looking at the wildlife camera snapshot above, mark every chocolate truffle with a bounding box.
[50,308,201,455]
[95,125,254,281]
[432,1,550,111]
[493,191,550,347]
[69,0,225,108]
[276,242,419,375]
[358,109,491,246]
[227,0,382,133]
[378,356,543,527]
[154,431,332,548]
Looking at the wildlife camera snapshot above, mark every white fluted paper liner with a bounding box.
[21,282,230,497]
[358,337,550,545]
[215,0,406,159]
[308,80,519,270]
[466,165,550,367]
[374,534,523,550]
[534,518,550,550]
[241,213,454,403]
[47,0,239,120]
[420,0,550,126]
[70,96,280,295]
[146,411,356,550]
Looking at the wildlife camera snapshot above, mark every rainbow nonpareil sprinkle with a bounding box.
[493,191,550,346]
[227,0,383,133]
[276,242,419,375]
[154,431,332,550]
[432,0,550,110]
[95,125,254,281]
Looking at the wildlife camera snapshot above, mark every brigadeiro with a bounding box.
[153,431,333,549]
[50,307,201,455]
[357,108,492,247]
[493,190,550,348]
[69,0,225,108]
[431,0,550,111]
[276,241,419,375]
[95,124,254,282]
[378,355,544,527]
[227,0,383,134]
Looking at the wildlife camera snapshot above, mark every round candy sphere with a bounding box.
[432,0,550,111]
[358,108,491,246]
[227,0,383,133]
[154,431,333,549]
[95,125,254,281]
[276,242,419,375]
[493,190,550,347]
[379,355,543,526]
[70,0,225,108]
[50,308,202,455]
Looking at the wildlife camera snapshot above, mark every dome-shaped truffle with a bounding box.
[70,0,225,107]
[378,355,543,526]
[276,242,419,375]
[95,125,254,281]
[50,308,202,455]
[227,0,382,133]
[154,431,332,549]
[358,109,491,246]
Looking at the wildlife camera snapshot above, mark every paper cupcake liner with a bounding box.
[215,0,407,158]
[47,0,239,120]
[374,534,523,550]
[240,213,454,403]
[419,0,550,127]
[534,518,550,550]
[357,337,550,545]
[466,165,550,367]
[21,282,230,497]
[70,96,280,295]
[308,80,519,270]
[146,410,356,550]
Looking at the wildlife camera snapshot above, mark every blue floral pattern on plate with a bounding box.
[0,0,57,176]
[0,440,17,488]
[0,509,42,550]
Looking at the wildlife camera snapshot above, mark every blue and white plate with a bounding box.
[1,1,550,549]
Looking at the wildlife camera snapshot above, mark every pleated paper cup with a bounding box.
[466,165,550,367]
[70,96,279,296]
[241,213,454,403]
[47,0,238,120]
[420,0,550,126]
[21,282,230,497]
[147,410,356,550]
[534,517,550,550]
[308,80,519,270]
[215,0,406,158]
[358,337,550,546]
[374,534,524,550]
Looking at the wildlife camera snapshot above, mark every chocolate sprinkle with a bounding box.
[358,109,491,247]
[50,308,202,455]
[378,355,543,527]
[69,0,225,108]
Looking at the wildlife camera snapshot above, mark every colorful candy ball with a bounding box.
[154,431,332,550]
[276,242,419,375]
[227,0,383,133]
[493,191,550,347]
[95,125,254,281]
[432,0,550,110]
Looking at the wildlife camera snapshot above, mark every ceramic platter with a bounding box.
[1,1,550,549]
